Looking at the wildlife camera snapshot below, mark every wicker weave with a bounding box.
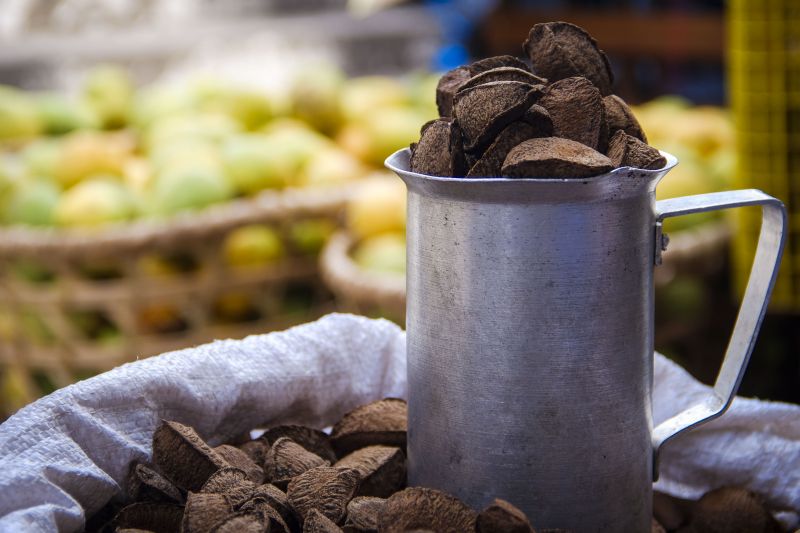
[320,231,405,323]
[0,185,354,412]
[320,222,732,326]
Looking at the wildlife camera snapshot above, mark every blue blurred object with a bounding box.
[424,0,500,71]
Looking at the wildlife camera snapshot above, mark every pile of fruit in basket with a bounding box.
[91,398,785,533]
[0,65,437,229]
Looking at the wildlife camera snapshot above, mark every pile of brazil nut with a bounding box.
[410,21,667,179]
[87,397,784,533]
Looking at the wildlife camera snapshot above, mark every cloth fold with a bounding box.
[0,313,797,531]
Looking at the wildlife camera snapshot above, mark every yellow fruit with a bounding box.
[82,65,134,129]
[301,147,367,187]
[352,107,425,166]
[195,82,273,131]
[352,232,406,275]
[290,64,345,135]
[657,155,717,231]
[123,157,154,194]
[222,134,293,194]
[346,175,406,239]
[54,131,132,187]
[409,72,440,119]
[341,76,409,122]
[55,177,137,227]
[149,137,222,176]
[151,165,233,215]
[0,85,42,143]
[224,224,285,267]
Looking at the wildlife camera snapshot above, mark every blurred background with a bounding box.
[0,0,797,419]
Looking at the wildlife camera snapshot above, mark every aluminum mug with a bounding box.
[386,148,786,532]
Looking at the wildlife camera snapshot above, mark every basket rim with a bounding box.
[0,184,355,257]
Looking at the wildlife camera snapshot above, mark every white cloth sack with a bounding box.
[0,313,798,532]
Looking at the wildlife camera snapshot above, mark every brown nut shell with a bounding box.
[265,437,330,490]
[127,463,183,504]
[152,420,228,492]
[305,508,346,533]
[476,498,535,533]
[606,130,666,170]
[331,398,407,457]
[467,119,547,178]
[261,425,337,464]
[344,496,386,532]
[334,446,405,498]
[287,466,361,524]
[216,444,265,484]
[538,77,605,150]
[377,487,477,533]
[501,137,614,179]
[182,492,234,533]
[523,21,614,95]
[453,81,543,154]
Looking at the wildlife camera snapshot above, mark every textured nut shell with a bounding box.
[305,508,346,533]
[606,130,666,170]
[344,496,386,532]
[331,398,408,457]
[469,55,531,74]
[538,77,604,150]
[410,119,467,178]
[113,502,184,533]
[334,446,405,498]
[210,512,267,533]
[261,425,337,464]
[603,94,647,143]
[476,498,535,533]
[216,444,265,484]
[453,81,542,154]
[523,21,614,95]
[460,67,547,92]
[501,137,614,179]
[287,466,361,524]
[684,487,782,533]
[467,120,545,178]
[436,67,472,117]
[182,492,234,533]
[238,484,297,532]
[128,463,183,504]
[237,440,269,468]
[152,420,228,492]
[265,437,330,489]
[377,487,477,533]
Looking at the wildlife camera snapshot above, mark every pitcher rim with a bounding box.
[384,148,678,184]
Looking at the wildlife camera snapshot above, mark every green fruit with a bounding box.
[288,218,336,255]
[144,113,240,152]
[149,137,222,176]
[132,85,196,130]
[341,76,409,122]
[290,64,345,135]
[0,85,42,143]
[302,147,366,187]
[195,82,273,131]
[151,166,233,215]
[3,179,60,226]
[21,138,61,179]
[83,65,134,129]
[352,233,406,275]
[409,72,440,119]
[55,178,137,227]
[222,134,293,194]
[224,224,285,267]
[36,93,98,134]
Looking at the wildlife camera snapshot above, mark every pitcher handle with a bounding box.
[651,189,786,480]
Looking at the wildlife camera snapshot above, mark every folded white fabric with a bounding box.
[0,313,797,532]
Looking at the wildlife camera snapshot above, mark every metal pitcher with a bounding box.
[385,148,786,532]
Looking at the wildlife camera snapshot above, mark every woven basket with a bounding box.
[0,185,353,413]
[319,231,405,324]
[320,222,732,325]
